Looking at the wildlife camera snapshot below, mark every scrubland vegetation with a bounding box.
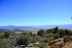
[0,27,72,48]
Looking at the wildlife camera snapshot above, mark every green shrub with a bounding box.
[39,42,48,48]
[63,35,71,43]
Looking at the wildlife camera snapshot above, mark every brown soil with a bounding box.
[63,42,72,48]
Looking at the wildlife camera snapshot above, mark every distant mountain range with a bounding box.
[0,24,72,30]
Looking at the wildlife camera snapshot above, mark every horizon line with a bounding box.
[0,24,72,26]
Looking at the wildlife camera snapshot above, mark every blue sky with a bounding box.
[0,0,72,26]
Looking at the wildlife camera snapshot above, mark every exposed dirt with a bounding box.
[63,42,72,48]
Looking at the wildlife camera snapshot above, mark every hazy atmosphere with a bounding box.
[1,0,72,48]
[0,0,72,26]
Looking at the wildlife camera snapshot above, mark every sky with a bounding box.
[0,0,72,26]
